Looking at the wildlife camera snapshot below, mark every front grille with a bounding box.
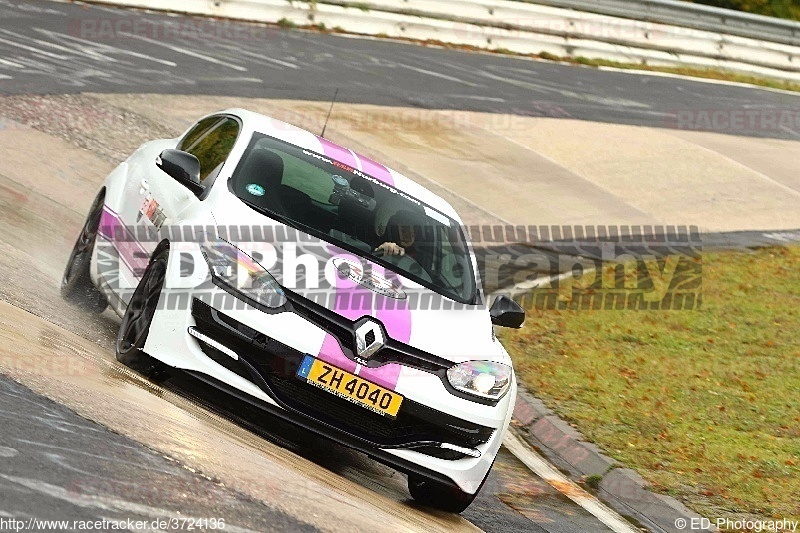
[266,373,491,448]
[282,289,454,375]
[190,299,494,453]
[366,347,447,373]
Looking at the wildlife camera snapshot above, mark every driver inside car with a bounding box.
[374,209,419,257]
[373,209,434,282]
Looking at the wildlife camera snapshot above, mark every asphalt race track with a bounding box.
[0,0,798,140]
[0,1,798,532]
[0,109,618,531]
[0,104,617,531]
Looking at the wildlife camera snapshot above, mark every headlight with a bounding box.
[200,236,286,309]
[447,361,512,401]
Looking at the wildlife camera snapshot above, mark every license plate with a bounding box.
[296,355,403,418]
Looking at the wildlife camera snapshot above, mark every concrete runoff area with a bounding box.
[64,93,800,232]
[0,96,619,532]
[0,93,798,531]
[0,300,481,533]
[0,371,319,533]
[0,2,797,529]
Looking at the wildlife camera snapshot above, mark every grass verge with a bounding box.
[501,246,800,524]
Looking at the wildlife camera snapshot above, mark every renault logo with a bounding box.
[354,319,385,360]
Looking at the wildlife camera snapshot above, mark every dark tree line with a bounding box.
[683,0,800,20]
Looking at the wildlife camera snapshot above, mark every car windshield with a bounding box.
[228,133,477,304]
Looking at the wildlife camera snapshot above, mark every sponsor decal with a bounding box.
[333,257,406,300]
[303,146,420,206]
[139,193,166,230]
[246,183,266,196]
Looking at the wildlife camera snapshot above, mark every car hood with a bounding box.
[210,201,507,366]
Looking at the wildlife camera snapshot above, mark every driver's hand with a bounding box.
[374,242,405,257]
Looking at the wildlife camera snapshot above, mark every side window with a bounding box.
[178,117,219,153]
[179,117,241,183]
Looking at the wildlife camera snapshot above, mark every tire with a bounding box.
[61,190,108,313]
[115,248,170,382]
[408,469,489,513]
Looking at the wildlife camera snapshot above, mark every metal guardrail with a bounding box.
[317,0,800,77]
[527,0,800,46]
[85,0,800,81]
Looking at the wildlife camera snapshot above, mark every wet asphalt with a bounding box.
[0,0,798,140]
[1,1,798,532]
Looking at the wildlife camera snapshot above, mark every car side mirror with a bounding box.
[490,295,525,328]
[156,149,205,196]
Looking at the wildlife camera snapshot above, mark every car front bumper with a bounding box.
[142,285,514,494]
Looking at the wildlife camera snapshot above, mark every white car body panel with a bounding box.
[90,109,517,495]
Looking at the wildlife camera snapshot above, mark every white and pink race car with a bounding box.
[61,109,524,512]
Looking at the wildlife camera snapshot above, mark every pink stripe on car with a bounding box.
[315,247,371,373]
[356,265,410,390]
[317,137,394,186]
[355,154,394,186]
[318,137,357,168]
[99,207,150,277]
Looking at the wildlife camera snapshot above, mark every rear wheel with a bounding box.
[61,190,107,313]
[408,470,488,513]
[116,249,170,382]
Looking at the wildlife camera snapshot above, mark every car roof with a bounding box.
[217,108,464,224]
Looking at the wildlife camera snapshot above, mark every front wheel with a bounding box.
[61,190,107,313]
[408,471,488,513]
[116,248,170,382]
